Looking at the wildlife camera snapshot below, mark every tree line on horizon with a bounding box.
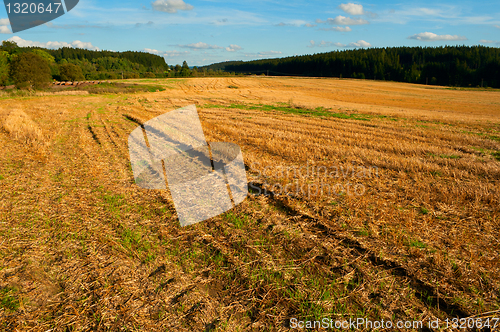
[202,46,500,88]
[0,41,228,89]
[2,42,499,90]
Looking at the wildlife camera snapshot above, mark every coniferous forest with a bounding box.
[203,46,500,88]
[1,42,499,89]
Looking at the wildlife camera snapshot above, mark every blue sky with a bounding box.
[1,0,499,66]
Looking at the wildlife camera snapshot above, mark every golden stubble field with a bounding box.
[0,77,499,331]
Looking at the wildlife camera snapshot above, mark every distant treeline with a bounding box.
[0,41,230,88]
[201,46,500,88]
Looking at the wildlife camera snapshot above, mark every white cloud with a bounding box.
[44,22,105,29]
[338,3,365,15]
[163,50,190,57]
[308,39,371,48]
[275,20,307,27]
[258,51,282,55]
[0,26,11,34]
[304,23,317,27]
[408,32,467,41]
[0,18,11,34]
[143,48,190,58]
[319,26,352,32]
[479,39,500,45]
[319,16,369,25]
[308,40,345,48]
[151,0,193,13]
[380,6,496,25]
[241,50,282,58]
[494,25,500,29]
[225,44,242,52]
[177,42,223,50]
[143,48,162,54]
[6,36,99,50]
[347,40,371,47]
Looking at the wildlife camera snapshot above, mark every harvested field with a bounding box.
[0,77,499,331]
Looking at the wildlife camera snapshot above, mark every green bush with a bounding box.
[10,53,52,89]
[0,51,8,85]
[124,72,140,79]
[59,63,85,81]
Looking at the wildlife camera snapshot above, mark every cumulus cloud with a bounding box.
[0,18,11,34]
[329,15,369,25]
[338,3,365,15]
[319,26,352,32]
[308,40,345,48]
[317,16,368,26]
[304,23,317,27]
[6,36,99,50]
[151,0,193,13]
[225,44,242,52]
[143,48,190,57]
[479,39,500,45]
[143,48,162,54]
[308,40,371,48]
[347,40,371,47]
[408,32,467,41]
[177,42,223,50]
[0,26,11,34]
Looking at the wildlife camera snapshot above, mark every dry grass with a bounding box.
[0,77,499,331]
[36,91,90,96]
[2,109,46,150]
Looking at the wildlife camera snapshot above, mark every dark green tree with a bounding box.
[180,61,191,77]
[204,45,500,88]
[31,49,55,63]
[1,41,21,55]
[0,51,9,85]
[59,63,85,81]
[10,53,52,89]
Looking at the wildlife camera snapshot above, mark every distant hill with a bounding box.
[49,48,170,72]
[1,40,233,85]
[45,47,170,80]
[200,60,244,72]
[201,46,500,88]
[0,41,170,81]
